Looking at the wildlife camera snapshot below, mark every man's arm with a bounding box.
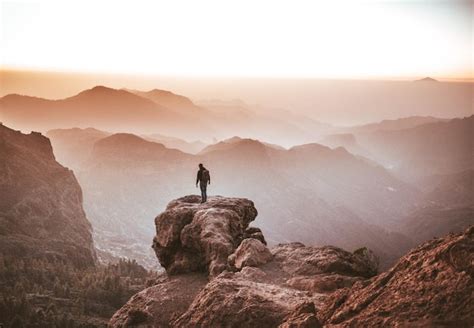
[196,171,200,186]
[208,172,211,185]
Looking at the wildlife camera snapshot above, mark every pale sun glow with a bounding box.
[1,0,472,79]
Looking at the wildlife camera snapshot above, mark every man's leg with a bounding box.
[200,184,206,203]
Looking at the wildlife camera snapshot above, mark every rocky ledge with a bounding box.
[151,195,263,277]
[109,196,473,327]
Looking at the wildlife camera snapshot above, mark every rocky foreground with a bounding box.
[109,196,474,327]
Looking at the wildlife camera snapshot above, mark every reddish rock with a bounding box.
[272,243,379,278]
[244,226,267,245]
[279,302,322,328]
[108,273,208,327]
[287,274,362,294]
[172,272,313,327]
[228,238,273,270]
[319,226,474,327]
[152,195,258,277]
[112,198,473,327]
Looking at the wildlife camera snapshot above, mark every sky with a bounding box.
[0,0,472,79]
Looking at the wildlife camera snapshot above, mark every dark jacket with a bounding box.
[196,168,211,186]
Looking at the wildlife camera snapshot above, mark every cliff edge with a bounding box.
[110,196,379,327]
[0,124,96,267]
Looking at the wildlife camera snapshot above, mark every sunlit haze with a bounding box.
[1,1,474,326]
[1,0,472,79]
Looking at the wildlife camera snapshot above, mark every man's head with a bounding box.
[199,163,204,169]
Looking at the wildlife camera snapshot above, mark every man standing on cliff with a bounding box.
[196,163,211,203]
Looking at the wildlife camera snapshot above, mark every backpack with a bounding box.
[201,169,210,183]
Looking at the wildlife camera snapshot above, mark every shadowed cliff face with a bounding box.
[0,124,96,268]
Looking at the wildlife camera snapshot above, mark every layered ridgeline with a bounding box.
[319,115,474,246]
[0,124,155,327]
[49,130,417,269]
[0,86,331,145]
[320,115,474,185]
[110,196,474,327]
[46,116,474,270]
[0,123,96,267]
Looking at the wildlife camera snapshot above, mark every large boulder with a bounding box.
[108,273,208,327]
[272,243,379,278]
[152,195,258,277]
[172,271,313,327]
[319,226,474,326]
[228,238,273,270]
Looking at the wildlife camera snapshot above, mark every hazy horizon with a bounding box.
[1,1,473,325]
[1,69,472,127]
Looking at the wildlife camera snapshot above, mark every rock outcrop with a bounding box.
[319,226,474,327]
[228,238,273,270]
[173,271,313,327]
[110,196,378,327]
[152,195,260,277]
[272,243,378,278]
[109,273,208,327]
[0,124,96,267]
[111,196,473,327]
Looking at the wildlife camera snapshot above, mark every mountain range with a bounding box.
[48,129,418,269]
[0,79,472,326]
[2,86,473,271]
[43,115,473,270]
[0,86,332,146]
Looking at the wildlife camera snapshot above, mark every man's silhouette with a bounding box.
[196,163,211,203]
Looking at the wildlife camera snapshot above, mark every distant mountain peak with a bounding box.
[223,136,243,143]
[90,85,111,91]
[78,85,125,95]
[99,132,148,144]
[127,88,196,108]
[415,77,438,82]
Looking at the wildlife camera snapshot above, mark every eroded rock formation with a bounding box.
[319,226,474,327]
[110,196,473,327]
[152,195,259,277]
[110,196,379,327]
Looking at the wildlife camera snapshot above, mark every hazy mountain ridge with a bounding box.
[0,86,209,140]
[345,115,448,134]
[4,86,471,271]
[400,169,474,244]
[144,133,207,154]
[46,127,111,168]
[0,86,332,146]
[359,115,474,182]
[320,115,473,184]
[62,131,418,268]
